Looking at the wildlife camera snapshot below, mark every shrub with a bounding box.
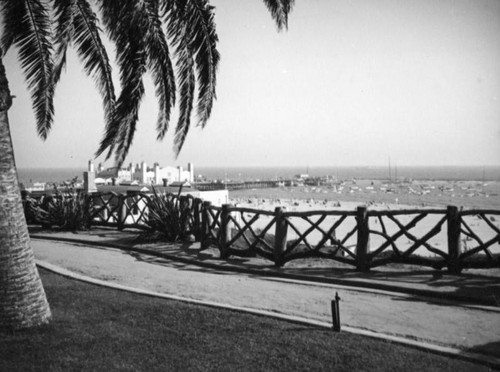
[49,188,92,230]
[28,187,92,231]
[22,192,48,225]
[145,186,194,242]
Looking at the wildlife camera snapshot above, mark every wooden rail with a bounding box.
[201,204,500,273]
[23,190,500,273]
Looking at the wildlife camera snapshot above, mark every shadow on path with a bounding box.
[30,227,500,307]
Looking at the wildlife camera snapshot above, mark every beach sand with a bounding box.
[227,183,500,258]
[229,180,500,210]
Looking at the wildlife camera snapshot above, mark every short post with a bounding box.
[447,205,463,274]
[331,292,341,332]
[220,204,231,259]
[274,207,288,267]
[201,201,212,250]
[355,206,370,271]
[117,194,127,230]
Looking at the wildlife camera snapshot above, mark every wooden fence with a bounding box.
[88,191,202,239]
[25,191,500,273]
[200,203,500,273]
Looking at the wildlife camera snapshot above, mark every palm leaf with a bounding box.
[139,0,176,141]
[185,0,219,129]
[262,0,295,30]
[165,0,219,155]
[98,1,147,167]
[0,0,54,138]
[173,42,195,155]
[53,0,116,133]
[52,0,75,85]
[165,2,196,155]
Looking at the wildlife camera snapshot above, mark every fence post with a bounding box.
[193,198,203,241]
[274,207,288,267]
[201,201,212,250]
[447,205,463,274]
[84,193,92,228]
[220,204,231,259]
[355,206,370,271]
[117,194,126,230]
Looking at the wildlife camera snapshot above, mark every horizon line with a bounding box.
[17,164,500,169]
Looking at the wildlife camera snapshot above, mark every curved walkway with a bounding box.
[30,231,500,368]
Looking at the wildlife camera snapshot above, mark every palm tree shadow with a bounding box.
[466,340,500,361]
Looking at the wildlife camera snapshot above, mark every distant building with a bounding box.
[95,161,195,186]
[84,160,228,207]
[28,182,46,192]
[295,174,310,180]
[83,160,97,193]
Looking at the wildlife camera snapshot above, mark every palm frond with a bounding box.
[165,2,196,155]
[173,43,195,155]
[262,0,295,30]
[52,0,75,85]
[185,0,219,129]
[1,0,54,138]
[140,0,176,141]
[0,0,19,53]
[111,62,146,168]
[98,1,146,167]
[72,0,116,132]
[53,0,116,154]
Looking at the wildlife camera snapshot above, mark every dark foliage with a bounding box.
[144,186,195,242]
[23,187,91,231]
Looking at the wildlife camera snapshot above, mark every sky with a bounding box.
[4,0,500,169]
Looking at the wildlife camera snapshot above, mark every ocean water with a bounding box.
[17,168,86,186]
[16,165,500,185]
[196,165,500,182]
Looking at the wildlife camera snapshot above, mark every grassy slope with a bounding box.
[0,270,492,372]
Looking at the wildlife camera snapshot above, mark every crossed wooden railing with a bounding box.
[24,190,500,272]
[88,191,202,238]
[200,203,500,273]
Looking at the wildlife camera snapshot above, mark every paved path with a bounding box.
[32,238,500,363]
[30,228,500,306]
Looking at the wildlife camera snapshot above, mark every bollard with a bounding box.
[331,292,341,332]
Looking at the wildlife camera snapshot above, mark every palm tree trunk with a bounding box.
[0,57,51,330]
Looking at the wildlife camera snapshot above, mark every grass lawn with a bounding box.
[0,269,492,371]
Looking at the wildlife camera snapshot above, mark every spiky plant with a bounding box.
[21,193,46,225]
[145,186,194,242]
[43,187,91,231]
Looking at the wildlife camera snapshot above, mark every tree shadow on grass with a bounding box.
[466,340,500,360]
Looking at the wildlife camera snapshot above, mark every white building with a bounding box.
[96,161,194,185]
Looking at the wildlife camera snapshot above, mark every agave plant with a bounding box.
[145,186,195,242]
[39,187,92,231]
[21,192,47,225]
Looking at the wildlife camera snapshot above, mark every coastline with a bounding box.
[229,180,500,210]
[17,166,500,210]
[228,184,500,259]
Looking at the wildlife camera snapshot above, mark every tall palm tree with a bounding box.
[0,0,294,329]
